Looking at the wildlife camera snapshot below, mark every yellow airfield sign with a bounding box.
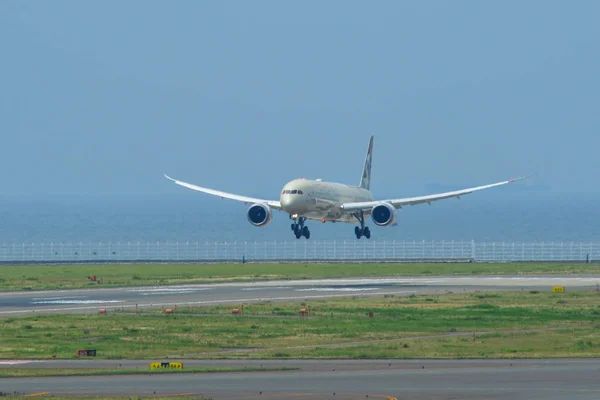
[150,362,183,370]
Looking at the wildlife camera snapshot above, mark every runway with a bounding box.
[1,359,600,399]
[1,275,599,316]
[2,276,600,399]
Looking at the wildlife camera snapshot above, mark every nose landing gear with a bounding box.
[353,211,371,239]
[291,216,310,239]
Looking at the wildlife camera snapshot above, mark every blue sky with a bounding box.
[2,0,599,198]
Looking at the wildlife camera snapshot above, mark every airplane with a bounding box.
[164,136,528,240]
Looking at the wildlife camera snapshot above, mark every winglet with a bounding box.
[164,174,176,182]
[508,175,531,183]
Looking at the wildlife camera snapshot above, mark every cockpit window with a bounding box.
[291,190,297,194]
[298,190,303,194]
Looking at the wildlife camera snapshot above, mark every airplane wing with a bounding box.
[164,174,282,210]
[340,176,529,212]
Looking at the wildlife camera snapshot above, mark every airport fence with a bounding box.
[0,240,599,263]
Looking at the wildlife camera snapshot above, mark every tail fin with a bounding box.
[359,135,374,190]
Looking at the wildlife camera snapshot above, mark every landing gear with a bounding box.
[291,216,310,239]
[353,211,371,239]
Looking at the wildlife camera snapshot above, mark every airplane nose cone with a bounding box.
[280,196,292,208]
[280,195,306,214]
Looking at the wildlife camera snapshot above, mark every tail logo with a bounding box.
[359,136,373,190]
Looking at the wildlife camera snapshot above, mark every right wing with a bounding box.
[341,176,529,212]
[164,174,282,210]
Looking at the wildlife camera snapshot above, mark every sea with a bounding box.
[0,192,598,244]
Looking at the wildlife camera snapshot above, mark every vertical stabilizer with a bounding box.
[359,136,374,190]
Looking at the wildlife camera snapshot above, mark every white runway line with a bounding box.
[0,360,38,365]
[30,300,123,305]
[31,296,83,301]
[129,287,212,293]
[295,287,379,292]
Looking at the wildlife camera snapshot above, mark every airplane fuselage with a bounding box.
[279,178,374,223]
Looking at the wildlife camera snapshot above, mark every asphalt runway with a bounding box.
[1,359,600,399]
[1,275,599,316]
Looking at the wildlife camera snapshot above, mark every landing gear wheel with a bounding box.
[355,226,362,239]
[363,227,371,239]
[352,211,371,239]
[291,216,309,239]
[302,226,310,239]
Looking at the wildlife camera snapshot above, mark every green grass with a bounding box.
[1,262,598,291]
[0,366,296,378]
[2,290,600,359]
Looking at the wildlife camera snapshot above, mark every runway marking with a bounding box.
[0,290,417,315]
[24,392,49,397]
[295,288,379,292]
[0,360,47,365]
[31,296,82,301]
[30,300,122,305]
[132,288,212,294]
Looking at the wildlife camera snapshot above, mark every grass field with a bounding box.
[2,290,599,359]
[1,262,599,291]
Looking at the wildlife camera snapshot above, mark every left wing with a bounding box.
[341,176,529,212]
[164,174,282,210]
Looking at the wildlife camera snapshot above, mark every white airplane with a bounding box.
[165,136,527,239]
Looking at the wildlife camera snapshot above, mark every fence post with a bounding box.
[471,240,475,261]
[304,241,307,260]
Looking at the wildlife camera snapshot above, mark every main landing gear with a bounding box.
[291,216,310,239]
[353,211,371,239]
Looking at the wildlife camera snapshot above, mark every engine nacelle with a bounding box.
[246,203,273,227]
[371,203,397,226]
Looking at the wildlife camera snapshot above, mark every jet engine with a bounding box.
[246,203,273,227]
[371,203,397,226]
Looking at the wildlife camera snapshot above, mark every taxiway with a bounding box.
[1,359,600,399]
